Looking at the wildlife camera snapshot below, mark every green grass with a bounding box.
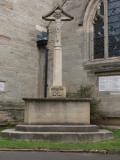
[0,129,120,151]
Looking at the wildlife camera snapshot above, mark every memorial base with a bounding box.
[23,98,90,125]
[2,125,113,143]
[1,98,113,142]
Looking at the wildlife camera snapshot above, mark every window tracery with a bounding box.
[94,0,120,59]
[108,0,120,57]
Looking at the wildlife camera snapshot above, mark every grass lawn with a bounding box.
[0,129,120,151]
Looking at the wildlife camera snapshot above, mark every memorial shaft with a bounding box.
[42,6,73,97]
[53,18,62,86]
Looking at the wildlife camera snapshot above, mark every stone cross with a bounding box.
[42,5,73,98]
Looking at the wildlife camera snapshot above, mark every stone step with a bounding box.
[2,129,113,143]
[16,125,99,132]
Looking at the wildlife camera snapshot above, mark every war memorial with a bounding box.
[2,4,113,142]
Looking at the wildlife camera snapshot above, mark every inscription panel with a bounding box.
[0,82,5,92]
[49,86,66,98]
[99,76,120,92]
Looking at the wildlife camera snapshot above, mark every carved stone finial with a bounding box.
[42,5,74,21]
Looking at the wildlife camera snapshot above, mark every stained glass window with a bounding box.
[94,1,104,59]
[108,0,120,57]
[94,0,120,59]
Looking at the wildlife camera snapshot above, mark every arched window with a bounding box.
[84,0,120,62]
[94,0,120,59]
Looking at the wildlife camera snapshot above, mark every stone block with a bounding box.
[16,124,99,132]
[2,128,113,143]
[23,98,91,125]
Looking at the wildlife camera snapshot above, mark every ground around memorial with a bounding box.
[0,127,120,152]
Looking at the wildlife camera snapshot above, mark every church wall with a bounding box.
[62,0,90,91]
[0,0,58,124]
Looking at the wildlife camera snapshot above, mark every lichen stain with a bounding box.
[0,35,11,45]
[0,0,13,10]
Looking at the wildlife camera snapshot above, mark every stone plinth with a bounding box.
[2,98,113,142]
[23,98,91,125]
[2,128,113,142]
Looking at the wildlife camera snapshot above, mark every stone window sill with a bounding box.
[84,57,120,72]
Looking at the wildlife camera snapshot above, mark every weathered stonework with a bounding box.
[0,101,24,124]
[0,0,59,123]
[0,0,120,125]
[24,98,91,125]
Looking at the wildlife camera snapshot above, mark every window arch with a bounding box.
[83,0,120,61]
[94,1,104,59]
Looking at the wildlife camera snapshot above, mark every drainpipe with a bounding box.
[44,47,48,98]
[36,26,49,98]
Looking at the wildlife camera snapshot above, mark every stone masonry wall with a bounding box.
[0,0,120,124]
[0,0,59,124]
